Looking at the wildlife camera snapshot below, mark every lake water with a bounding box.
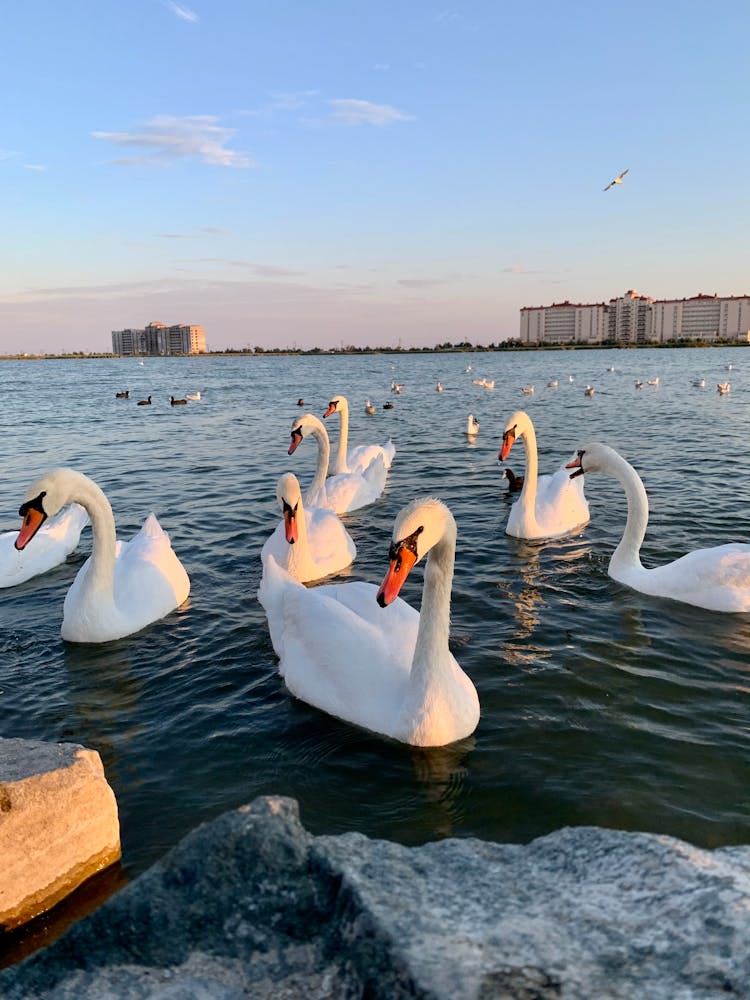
[1,346,749,953]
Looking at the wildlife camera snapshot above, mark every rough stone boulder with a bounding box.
[1,795,748,998]
[0,737,120,931]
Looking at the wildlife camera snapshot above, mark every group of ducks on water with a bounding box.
[3,386,750,749]
[115,390,202,406]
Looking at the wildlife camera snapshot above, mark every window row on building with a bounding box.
[519,291,750,346]
[112,321,207,356]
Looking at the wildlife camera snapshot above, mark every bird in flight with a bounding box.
[604,168,629,191]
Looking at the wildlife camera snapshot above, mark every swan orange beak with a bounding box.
[376,547,417,607]
[322,402,336,418]
[499,425,516,462]
[288,428,303,455]
[565,451,585,479]
[283,502,298,544]
[15,504,47,551]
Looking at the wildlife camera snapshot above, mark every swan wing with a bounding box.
[627,543,750,612]
[533,466,590,537]
[324,455,387,513]
[347,440,396,474]
[261,505,356,582]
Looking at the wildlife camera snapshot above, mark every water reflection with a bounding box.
[409,737,475,838]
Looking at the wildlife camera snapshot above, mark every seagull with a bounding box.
[604,168,629,191]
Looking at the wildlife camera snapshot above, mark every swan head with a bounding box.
[288,413,325,455]
[565,442,613,478]
[323,394,347,419]
[498,410,529,462]
[276,473,302,544]
[15,467,79,550]
[377,497,454,607]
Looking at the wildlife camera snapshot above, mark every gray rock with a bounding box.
[1,796,748,999]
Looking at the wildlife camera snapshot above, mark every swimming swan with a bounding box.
[261,472,356,583]
[15,468,190,642]
[566,443,750,612]
[288,414,387,514]
[499,410,589,540]
[258,497,479,746]
[0,503,88,589]
[323,394,396,475]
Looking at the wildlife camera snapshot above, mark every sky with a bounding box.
[2,1,749,354]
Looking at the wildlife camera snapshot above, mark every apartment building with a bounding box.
[112,321,207,356]
[520,290,750,345]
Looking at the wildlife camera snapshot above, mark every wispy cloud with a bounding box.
[328,99,414,127]
[398,275,460,288]
[227,261,305,277]
[269,90,318,110]
[500,264,544,276]
[435,9,460,23]
[92,115,252,168]
[163,1,198,22]
[373,63,391,72]
[24,164,47,172]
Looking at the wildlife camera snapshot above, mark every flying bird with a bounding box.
[604,169,629,191]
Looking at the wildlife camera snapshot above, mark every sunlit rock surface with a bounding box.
[0,738,120,931]
[1,795,748,998]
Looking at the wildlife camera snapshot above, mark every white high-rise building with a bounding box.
[520,301,607,345]
[112,321,207,355]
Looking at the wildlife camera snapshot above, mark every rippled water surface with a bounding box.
[2,347,749,936]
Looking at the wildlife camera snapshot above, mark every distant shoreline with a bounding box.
[2,340,749,361]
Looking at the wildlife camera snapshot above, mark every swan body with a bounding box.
[499,411,589,540]
[436,382,443,392]
[186,391,201,400]
[15,469,190,642]
[466,414,479,437]
[258,497,479,746]
[288,414,387,514]
[365,399,376,415]
[0,503,88,589]
[647,377,659,386]
[261,473,355,583]
[323,394,396,476]
[567,443,750,612]
[718,381,731,394]
[584,385,595,397]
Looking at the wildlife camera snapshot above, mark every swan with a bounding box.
[718,381,731,395]
[647,377,659,386]
[521,385,534,395]
[258,497,479,746]
[466,414,479,437]
[584,385,595,397]
[186,391,201,401]
[566,443,750,612]
[691,378,705,388]
[261,472,355,583]
[365,399,376,415]
[436,382,443,392]
[288,414,387,514]
[14,468,190,642]
[322,394,396,475]
[547,380,559,388]
[0,503,88,589]
[498,410,589,540]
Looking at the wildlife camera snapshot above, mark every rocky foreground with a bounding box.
[1,795,748,999]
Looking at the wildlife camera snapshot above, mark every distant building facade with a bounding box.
[520,290,750,345]
[112,321,207,356]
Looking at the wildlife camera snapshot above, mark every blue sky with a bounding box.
[2,1,749,353]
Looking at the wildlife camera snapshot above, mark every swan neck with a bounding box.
[332,402,349,475]
[608,453,648,572]
[305,421,330,505]
[69,476,117,593]
[411,530,455,685]
[516,419,539,529]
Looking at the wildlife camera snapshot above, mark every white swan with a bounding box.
[322,394,396,476]
[0,503,88,589]
[566,443,750,612]
[258,497,479,746]
[499,410,589,540]
[15,468,190,642]
[466,414,479,437]
[186,391,201,401]
[288,414,387,514]
[261,473,355,583]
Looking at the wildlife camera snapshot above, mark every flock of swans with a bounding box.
[3,375,750,750]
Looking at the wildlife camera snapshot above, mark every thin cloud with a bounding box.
[92,115,253,168]
[501,264,543,275]
[24,164,47,172]
[398,275,459,288]
[155,226,227,238]
[227,261,305,277]
[435,9,460,23]
[373,63,391,72]
[269,90,318,110]
[163,1,198,22]
[328,99,414,127]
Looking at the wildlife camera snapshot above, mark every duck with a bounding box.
[14,468,190,642]
[500,468,524,493]
[297,398,305,407]
[634,380,643,390]
[547,380,559,388]
[186,391,201,401]
[383,401,394,410]
[466,414,479,437]
[717,381,731,395]
[137,396,152,406]
[170,396,188,406]
[0,502,88,589]
[364,399,376,415]
[691,378,706,388]
[261,473,355,583]
[322,394,396,476]
[258,497,479,746]
[498,410,589,540]
[566,443,750,612]
[115,390,129,399]
[584,385,595,397]
[288,414,387,514]
[521,385,535,395]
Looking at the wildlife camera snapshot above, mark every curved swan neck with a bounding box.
[61,472,117,592]
[331,398,350,475]
[512,414,539,531]
[282,502,310,577]
[605,450,649,573]
[303,416,330,504]
[411,519,456,686]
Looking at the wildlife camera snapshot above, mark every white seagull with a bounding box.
[604,168,629,191]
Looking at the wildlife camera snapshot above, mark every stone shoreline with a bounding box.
[1,795,748,999]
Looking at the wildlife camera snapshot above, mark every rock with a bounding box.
[0,738,121,931]
[1,795,748,999]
